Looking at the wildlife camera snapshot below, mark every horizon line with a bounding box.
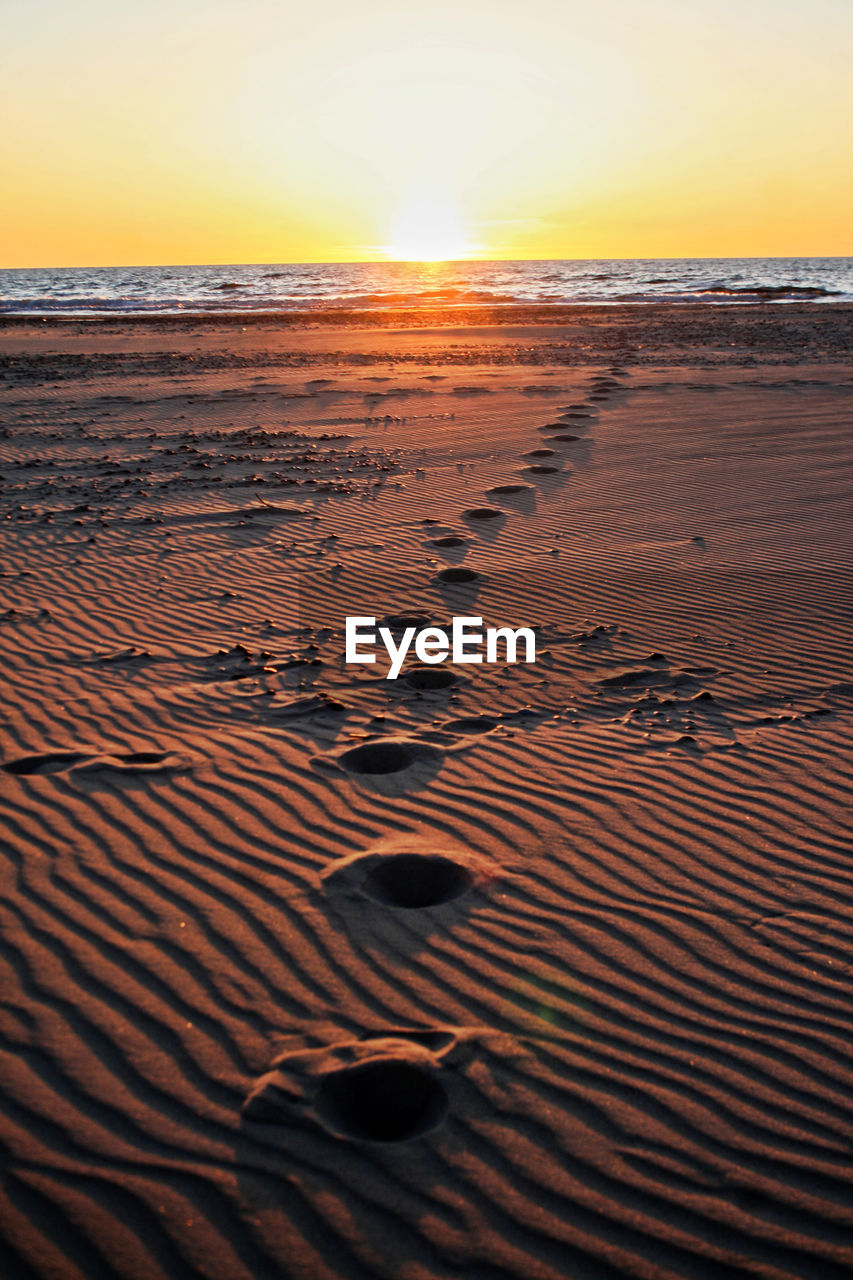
[2,253,852,273]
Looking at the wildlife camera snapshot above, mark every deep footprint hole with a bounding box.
[339,741,421,775]
[364,853,474,908]
[487,484,527,496]
[316,1059,448,1142]
[462,507,502,521]
[430,536,467,548]
[437,566,479,584]
[443,716,497,735]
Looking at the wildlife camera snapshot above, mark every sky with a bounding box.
[2,0,852,266]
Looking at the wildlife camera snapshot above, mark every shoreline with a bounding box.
[3,299,853,326]
[3,303,853,371]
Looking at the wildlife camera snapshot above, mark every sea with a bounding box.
[1,258,851,317]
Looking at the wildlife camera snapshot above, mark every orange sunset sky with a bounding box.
[2,0,851,267]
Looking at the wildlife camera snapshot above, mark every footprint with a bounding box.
[121,752,176,766]
[461,507,503,522]
[430,535,467,548]
[538,420,588,435]
[403,667,458,691]
[379,612,432,631]
[315,1058,447,1141]
[243,1033,459,1142]
[436,566,480,585]
[336,738,442,776]
[526,448,555,458]
[3,749,191,778]
[321,841,491,909]
[75,752,192,779]
[440,715,498,736]
[363,855,473,908]
[524,464,560,475]
[242,1025,526,1143]
[2,750,89,776]
[597,669,698,692]
[486,484,530,497]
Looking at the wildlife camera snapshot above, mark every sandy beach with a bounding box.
[1,304,852,1280]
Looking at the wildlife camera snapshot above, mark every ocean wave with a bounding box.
[697,284,841,299]
[1,259,851,316]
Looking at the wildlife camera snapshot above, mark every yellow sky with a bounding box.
[2,0,851,266]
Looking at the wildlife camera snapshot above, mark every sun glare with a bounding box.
[385,193,475,262]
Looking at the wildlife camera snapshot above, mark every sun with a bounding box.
[385,192,475,262]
